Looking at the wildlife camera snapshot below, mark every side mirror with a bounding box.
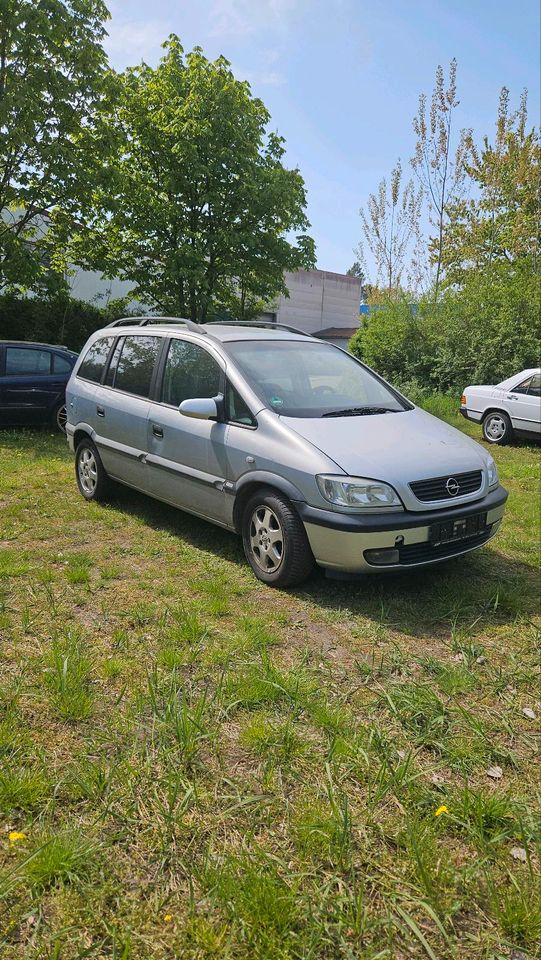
[178,397,218,420]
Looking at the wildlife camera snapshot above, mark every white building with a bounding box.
[66,263,362,348]
[259,269,361,348]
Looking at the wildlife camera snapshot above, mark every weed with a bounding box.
[42,630,94,720]
[23,831,98,891]
[0,766,50,814]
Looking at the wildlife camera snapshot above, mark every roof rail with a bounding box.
[106,316,206,335]
[205,320,313,338]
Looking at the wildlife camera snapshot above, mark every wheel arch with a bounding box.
[481,406,511,421]
[73,425,95,450]
[232,472,306,532]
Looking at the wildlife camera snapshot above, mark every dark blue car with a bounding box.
[0,341,78,432]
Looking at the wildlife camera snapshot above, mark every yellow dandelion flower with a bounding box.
[434,804,449,817]
[8,831,27,844]
[164,914,173,923]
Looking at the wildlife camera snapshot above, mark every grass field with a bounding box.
[0,400,539,959]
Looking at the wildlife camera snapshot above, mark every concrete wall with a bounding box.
[67,267,130,305]
[263,269,361,335]
[66,266,139,308]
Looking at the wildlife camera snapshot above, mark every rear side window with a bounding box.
[513,377,532,395]
[161,339,222,406]
[78,338,113,383]
[111,336,161,398]
[6,347,51,375]
[53,354,73,374]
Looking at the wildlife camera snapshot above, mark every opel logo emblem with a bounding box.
[446,477,460,497]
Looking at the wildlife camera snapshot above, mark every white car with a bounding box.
[461,368,541,444]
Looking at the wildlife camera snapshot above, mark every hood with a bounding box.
[284,407,491,510]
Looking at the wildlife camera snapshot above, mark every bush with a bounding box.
[0,294,135,352]
[350,268,541,392]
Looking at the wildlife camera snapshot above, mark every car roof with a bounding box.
[497,367,540,387]
[98,319,313,344]
[201,323,309,343]
[0,340,77,354]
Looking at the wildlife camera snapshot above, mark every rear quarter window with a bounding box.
[77,338,114,383]
[53,353,73,374]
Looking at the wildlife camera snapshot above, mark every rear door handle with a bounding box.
[97,405,105,417]
[152,424,163,438]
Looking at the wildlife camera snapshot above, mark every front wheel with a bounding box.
[75,438,111,502]
[242,488,314,587]
[483,411,513,445]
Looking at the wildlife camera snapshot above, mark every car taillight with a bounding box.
[460,394,466,405]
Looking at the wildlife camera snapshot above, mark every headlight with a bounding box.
[487,458,498,488]
[316,475,402,509]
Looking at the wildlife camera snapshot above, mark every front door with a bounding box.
[146,337,229,523]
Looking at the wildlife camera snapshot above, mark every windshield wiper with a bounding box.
[322,406,397,418]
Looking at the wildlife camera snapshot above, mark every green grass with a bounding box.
[0,410,539,959]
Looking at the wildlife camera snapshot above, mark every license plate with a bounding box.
[429,512,487,546]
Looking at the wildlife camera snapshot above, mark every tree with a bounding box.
[411,58,469,296]
[357,160,421,293]
[0,0,110,292]
[346,260,364,279]
[73,37,315,321]
[441,88,540,284]
[346,259,369,301]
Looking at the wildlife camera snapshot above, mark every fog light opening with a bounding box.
[364,547,400,566]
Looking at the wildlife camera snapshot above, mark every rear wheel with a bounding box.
[52,403,68,433]
[483,410,512,445]
[242,488,314,587]
[75,437,111,502]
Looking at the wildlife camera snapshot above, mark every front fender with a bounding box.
[231,470,307,531]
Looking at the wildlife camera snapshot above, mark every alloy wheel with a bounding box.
[56,404,68,433]
[485,415,506,441]
[78,448,98,495]
[249,505,284,573]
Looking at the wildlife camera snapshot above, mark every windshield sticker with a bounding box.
[270,395,284,407]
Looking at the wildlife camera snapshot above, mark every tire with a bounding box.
[241,488,315,587]
[52,403,68,434]
[75,437,111,502]
[482,410,513,445]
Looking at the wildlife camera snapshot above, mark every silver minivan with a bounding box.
[66,318,508,586]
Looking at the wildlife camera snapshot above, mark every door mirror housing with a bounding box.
[178,397,218,420]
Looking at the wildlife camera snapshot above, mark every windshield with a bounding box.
[226,340,409,418]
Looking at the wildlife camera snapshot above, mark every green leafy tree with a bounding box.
[441,89,540,284]
[0,0,110,292]
[73,37,315,321]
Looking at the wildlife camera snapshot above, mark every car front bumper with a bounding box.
[298,486,508,573]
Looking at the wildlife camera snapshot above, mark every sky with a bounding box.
[103,0,541,275]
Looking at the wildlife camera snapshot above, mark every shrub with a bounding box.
[350,267,541,393]
[0,293,136,352]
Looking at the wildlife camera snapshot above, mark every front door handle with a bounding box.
[97,405,105,417]
[152,424,163,438]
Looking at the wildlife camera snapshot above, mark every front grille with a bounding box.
[410,470,483,502]
[397,528,493,565]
